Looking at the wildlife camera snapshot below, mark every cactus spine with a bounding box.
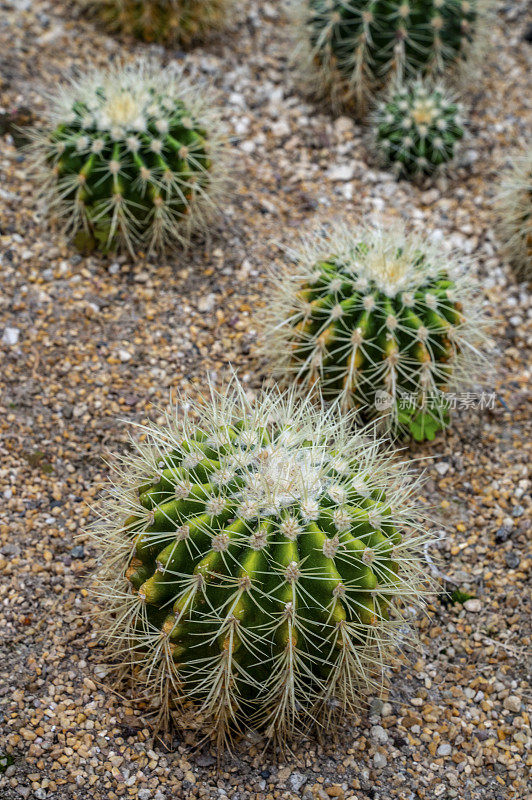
[29,60,229,257]
[496,146,532,279]
[295,0,488,113]
[92,379,434,745]
[261,224,487,441]
[82,0,233,46]
[371,79,465,178]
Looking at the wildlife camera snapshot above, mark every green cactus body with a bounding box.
[298,0,486,112]
[262,226,487,441]
[30,61,228,256]
[372,80,464,178]
[93,381,433,743]
[496,146,532,279]
[84,0,232,46]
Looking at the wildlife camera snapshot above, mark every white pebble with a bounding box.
[2,327,19,345]
[503,695,521,713]
[370,725,389,744]
[327,163,355,181]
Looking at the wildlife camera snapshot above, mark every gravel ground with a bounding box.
[0,1,531,798]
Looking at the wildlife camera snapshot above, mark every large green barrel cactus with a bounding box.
[371,79,465,178]
[92,379,434,745]
[496,146,532,280]
[295,0,489,112]
[29,60,229,257]
[82,0,233,46]
[261,225,487,441]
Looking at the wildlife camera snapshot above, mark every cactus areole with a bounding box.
[93,381,432,744]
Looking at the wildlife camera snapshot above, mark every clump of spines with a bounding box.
[371,79,465,178]
[295,0,489,113]
[81,0,233,46]
[261,224,487,441]
[29,59,229,257]
[91,378,435,747]
[496,145,532,279]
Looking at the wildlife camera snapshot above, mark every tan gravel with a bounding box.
[0,0,531,798]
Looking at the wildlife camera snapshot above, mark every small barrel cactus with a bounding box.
[295,0,489,113]
[81,0,233,46]
[29,60,229,256]
[496,146,532,280]
[371,79,465,178]
[92,378,434,745]
[261,224,487,441]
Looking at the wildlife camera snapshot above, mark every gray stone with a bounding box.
[437,743,452,757]
[288,772,308,792]
[370,725,389,744]
[369,697,384,716]
[495,526,511,543]
[435,462,450,476]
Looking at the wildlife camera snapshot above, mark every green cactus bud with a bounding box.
[91,378,436,746]
[496,145,532,280]
[372,79,465,179]
[294,0,490,113]
[79,0,234,46]
[28,59,230,257]
[260,224,488,441]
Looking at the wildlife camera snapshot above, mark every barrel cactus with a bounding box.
[82,0,233,46]
[261,224,487,441]
[496,146,532,280]
[92,378,434,745]
[295,0,489,113]
[371,79,465,178]
[29,60,229,257]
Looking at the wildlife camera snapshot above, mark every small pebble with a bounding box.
[437,743,452,757]
[2,326,19,345]
[505,551,521,569]
[464,598,482,612]
[373,752,387,769]
[503,696,522,713]
[288,772,308,792]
